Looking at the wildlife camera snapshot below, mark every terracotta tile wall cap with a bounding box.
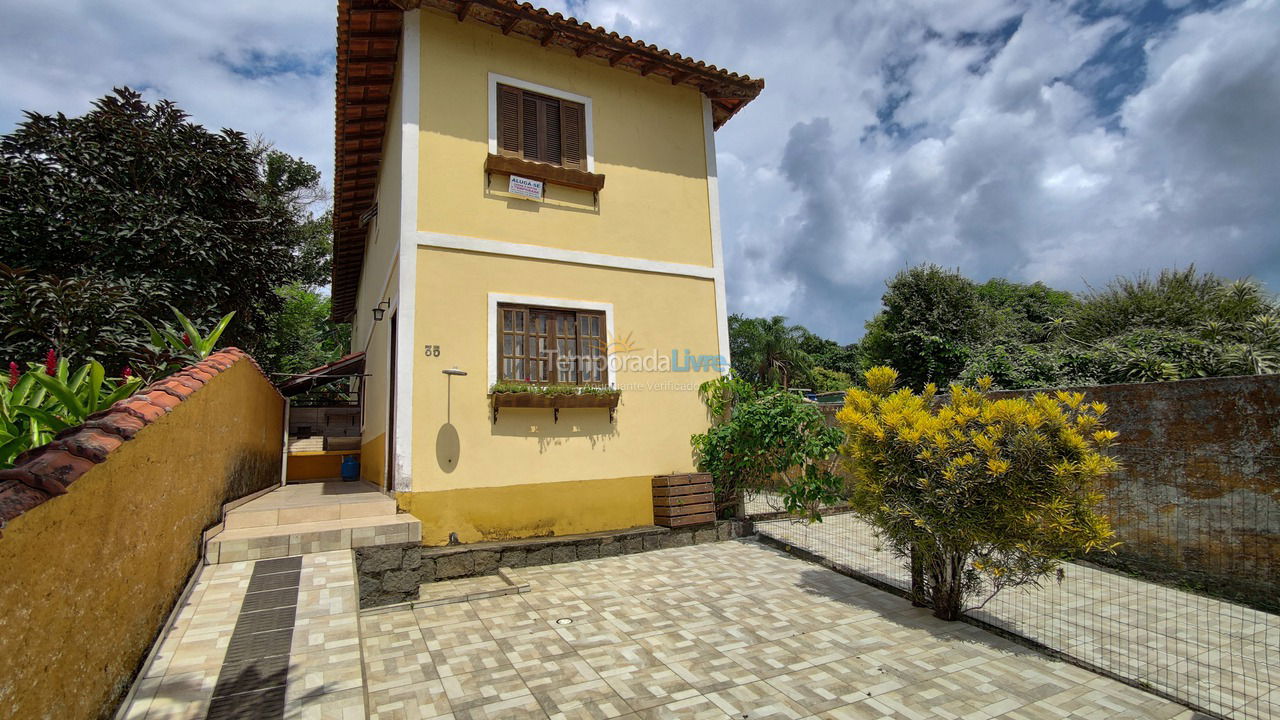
[0,348,281,535]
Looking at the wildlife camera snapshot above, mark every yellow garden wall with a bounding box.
[285,452,345,482]
[0,353,283,720]
[398,475,654,545]
[416,10,714,266]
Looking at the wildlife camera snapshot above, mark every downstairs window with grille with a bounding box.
[498,303,607,385]
[495,83,586,170]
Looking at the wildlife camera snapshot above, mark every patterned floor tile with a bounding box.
[497,629,577,664]
[553,620,630,649]
[421,619,493,651]
[468,593,533,619]
[283,686,366,720]
[453,692,547,720]
[601,663,700,711]
[440,664,532,710]
[703,679,813,720]
[723,640,815,679]
[285,646,365,701]
[414,601,480,629]
[361,610,421,638]
[481,610,548,639]
[368,678,454,720]
[513,652,602,692]
[431,639,511,677]
[766,662,880,714]
[364,648,438,693]
[362,627,429,662]
[577,642,665,678]
[533,678,633,719]
[630,694,732,720]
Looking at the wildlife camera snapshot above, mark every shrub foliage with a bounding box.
[792,367,1120,620]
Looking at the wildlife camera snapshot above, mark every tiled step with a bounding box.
[206,514,422,564]
[224,495,396,529]
[223,481,398,529]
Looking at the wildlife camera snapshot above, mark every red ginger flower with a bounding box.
[8,362,18,390]
[44,349,56,376]
[182,332,191,346]
[122,366,133,380]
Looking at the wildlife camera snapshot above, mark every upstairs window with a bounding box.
[498,303,607,385]
[496,84,586,171]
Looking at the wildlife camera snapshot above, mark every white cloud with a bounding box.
[2,0,1276,343]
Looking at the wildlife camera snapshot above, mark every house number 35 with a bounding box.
[423,345,440,357]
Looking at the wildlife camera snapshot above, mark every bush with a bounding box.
[790,366,1119,620]
[693,378,842,516]
[1,354,142,468]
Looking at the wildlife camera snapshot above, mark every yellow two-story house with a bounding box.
[332,0,762,545]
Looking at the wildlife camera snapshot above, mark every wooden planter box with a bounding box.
[553,392,620,409]
[491,391,555,409]
[652,473,716,528]
[490,391,620,423]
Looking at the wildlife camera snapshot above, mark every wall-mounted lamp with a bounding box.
[442,368,467,423]
[372,300,390,322]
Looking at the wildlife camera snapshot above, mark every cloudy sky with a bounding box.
[2,0,1277,342]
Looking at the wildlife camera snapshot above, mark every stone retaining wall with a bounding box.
[357,521,748,607]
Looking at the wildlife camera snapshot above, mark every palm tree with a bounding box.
[736,316,813,388]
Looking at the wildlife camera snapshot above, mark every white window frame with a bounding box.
[487,292,614,388]
[487,72,596,173]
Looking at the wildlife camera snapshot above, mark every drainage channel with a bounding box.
[205,555,302,719]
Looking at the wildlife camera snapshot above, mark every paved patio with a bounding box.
[361,540,1193,719]
[755,511,1279,720]
[121,537,1201,719]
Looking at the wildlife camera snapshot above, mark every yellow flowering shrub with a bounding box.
[829,366,1118,619]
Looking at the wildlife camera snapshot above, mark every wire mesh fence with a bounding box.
[752,483,1279,720]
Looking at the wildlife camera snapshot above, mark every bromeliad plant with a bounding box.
[788,366,1120,620]
[0,353,142,468]
[134,307,235,381]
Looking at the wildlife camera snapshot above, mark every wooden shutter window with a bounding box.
[497,85,522,157]
[560,101,585,171]
[496,84,586,170]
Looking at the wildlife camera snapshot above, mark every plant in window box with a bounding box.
[487,382,621,410]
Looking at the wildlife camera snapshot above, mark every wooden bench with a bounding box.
[651,473,716,528]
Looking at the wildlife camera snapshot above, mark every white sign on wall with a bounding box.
[508,175,544,200]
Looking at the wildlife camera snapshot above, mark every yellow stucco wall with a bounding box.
[361,432,387,488]
[285,452,346,482]
[416,10,714,267]
[397,247,719,541]
[0,359,283,720]
[400,475,654,545]
[362,264,397,446]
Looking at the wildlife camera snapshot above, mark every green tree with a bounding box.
[789,367,1119,620]
[860,265,984,390]
[257,284,352,375]
[728,315,813,388]
[809,366,853,392]
[0,87,328,368]
[692,378,842,516]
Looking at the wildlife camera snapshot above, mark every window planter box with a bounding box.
[489,389,620,423]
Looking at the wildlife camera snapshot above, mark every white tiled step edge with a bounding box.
[224,496,397,529]
[205,515,421,565]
